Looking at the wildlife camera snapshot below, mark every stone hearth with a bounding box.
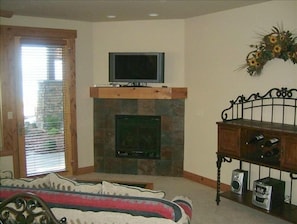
[93,98,185,176]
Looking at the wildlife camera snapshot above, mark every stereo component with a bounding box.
[252,177,285,211]
[231,169,248,195]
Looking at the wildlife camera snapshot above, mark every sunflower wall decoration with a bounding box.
[244,26,297,76]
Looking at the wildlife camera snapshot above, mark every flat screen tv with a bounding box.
[109,52,164,86]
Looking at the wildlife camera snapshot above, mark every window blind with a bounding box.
[21,42,67,176]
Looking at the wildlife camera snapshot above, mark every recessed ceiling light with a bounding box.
[107,15,116,19]
[149,13,159,17]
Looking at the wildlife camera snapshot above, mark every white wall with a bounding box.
[92,19,185,86]
[0,16,94,169]
[184,0,297,204]
[0,156,14,173]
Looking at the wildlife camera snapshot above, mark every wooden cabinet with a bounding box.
[281,134,297,171]
[218,124,241,157]
[217,120,297,173]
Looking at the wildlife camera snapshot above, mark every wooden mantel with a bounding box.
[90,87,187,99]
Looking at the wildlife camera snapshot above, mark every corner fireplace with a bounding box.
[115,115,161,159]
[93,98,185,176]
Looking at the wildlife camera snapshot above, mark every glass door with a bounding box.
[20,42,66,176]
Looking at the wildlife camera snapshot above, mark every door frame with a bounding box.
[0,25,78,178]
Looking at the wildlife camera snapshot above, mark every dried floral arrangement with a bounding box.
[243,26,297,76]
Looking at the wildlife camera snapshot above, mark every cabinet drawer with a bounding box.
[218,125,241,157]
[281,134,297,171]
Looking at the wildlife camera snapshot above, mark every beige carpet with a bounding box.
[73,172,291,224]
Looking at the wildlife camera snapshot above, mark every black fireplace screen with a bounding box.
[115,115,161,159]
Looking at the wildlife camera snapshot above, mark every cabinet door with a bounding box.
[281,134,297,172]
[218,124,241,157]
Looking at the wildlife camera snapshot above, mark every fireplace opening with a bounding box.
[115,115,161,159]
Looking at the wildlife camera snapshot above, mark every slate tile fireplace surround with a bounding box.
[93,98,186,176]
[91,87,187,176]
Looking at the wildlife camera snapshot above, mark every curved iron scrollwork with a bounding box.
[0,192,66,224]
[221,87,297,121]
[264,87,297,98]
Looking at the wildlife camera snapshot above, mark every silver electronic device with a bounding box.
[252,177,285,211]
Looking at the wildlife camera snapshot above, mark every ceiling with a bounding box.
[0,0,270,22]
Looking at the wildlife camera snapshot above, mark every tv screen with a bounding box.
[109,52,164,86]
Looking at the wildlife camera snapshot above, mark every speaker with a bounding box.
[231,169,248,194]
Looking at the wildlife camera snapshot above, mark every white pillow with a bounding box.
[48,172,102,194]
[52,208,178,224]
[0,170,13,179]
[102,181,165,199]
[0,175,50,189]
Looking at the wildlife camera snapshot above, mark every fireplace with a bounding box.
[93,98,185,176]
[115,115,161,159]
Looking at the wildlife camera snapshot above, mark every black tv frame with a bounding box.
[109,52,164,87]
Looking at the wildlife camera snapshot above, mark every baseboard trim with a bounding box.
[76,166,95,175]
[183,170,230,192]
